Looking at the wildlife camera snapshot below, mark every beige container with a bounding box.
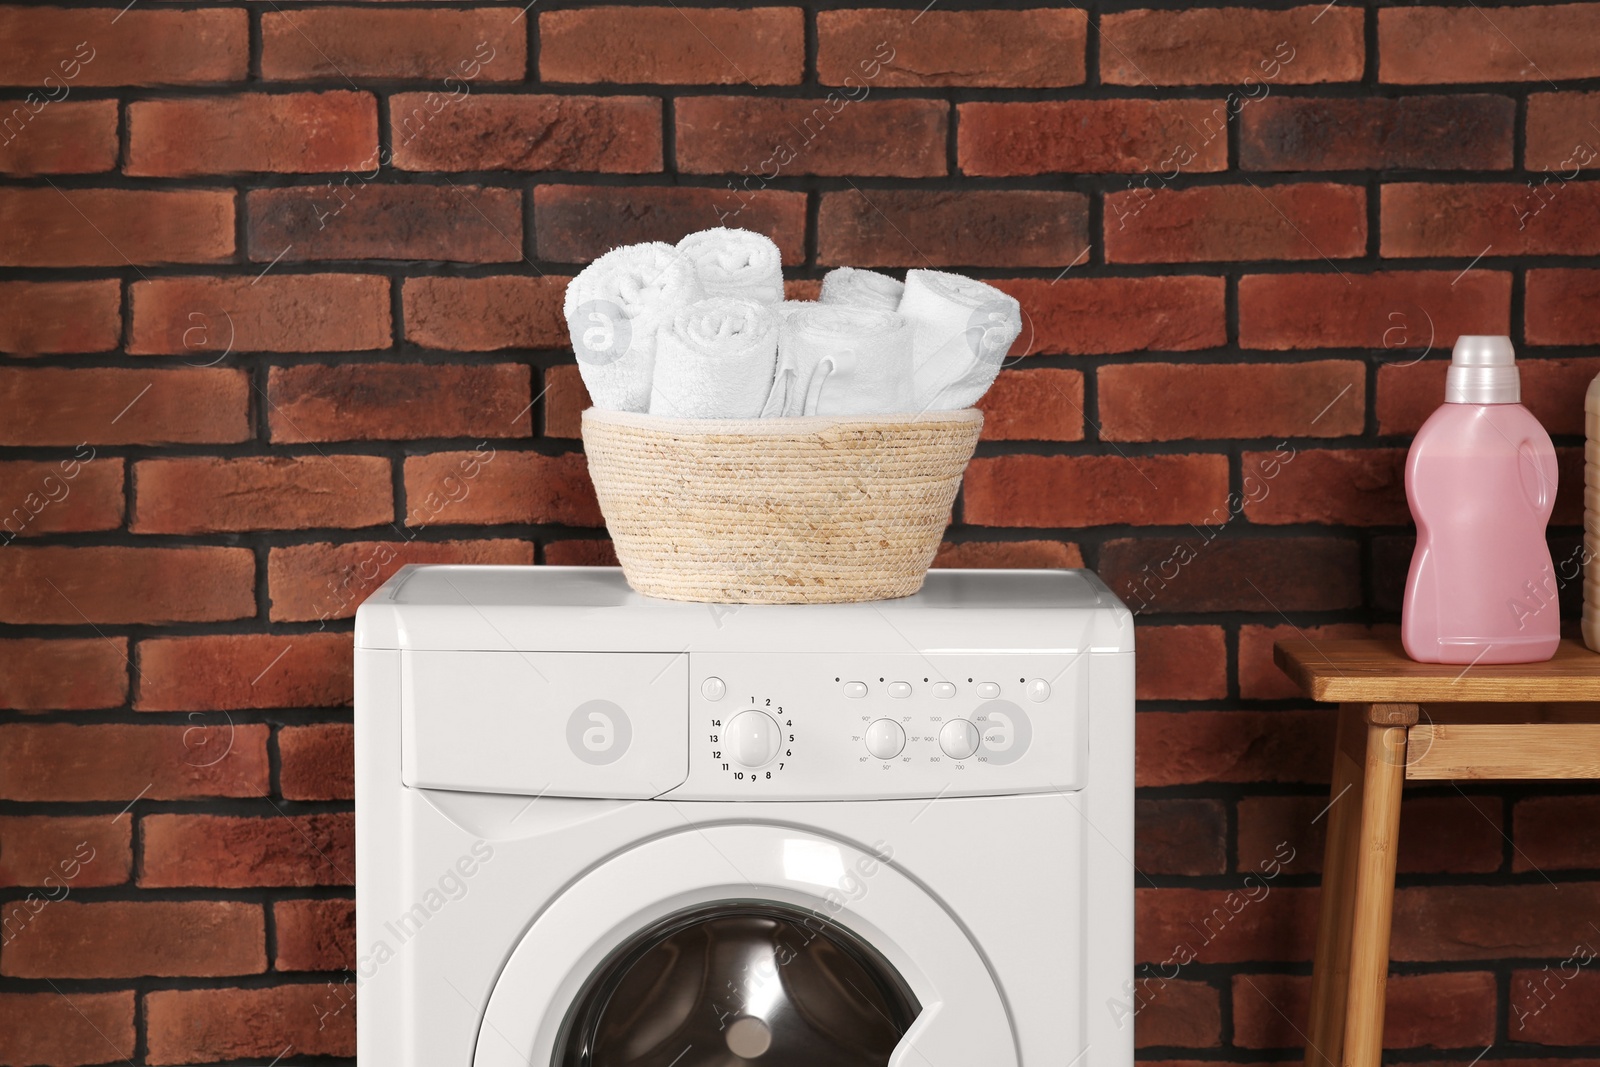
[582,407,984,604]
[1588,374,1600,651]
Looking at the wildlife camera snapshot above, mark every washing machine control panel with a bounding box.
[664,652,1089,801]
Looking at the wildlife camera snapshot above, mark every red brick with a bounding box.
[393,93,659,173]
[268,363,531,443]
[1526,92,1600,171]
[1133,980,1223,1048]
[819,189,1088,268]
[129,274,390,355]
[964,454,1229,528]
[1101,8,1363,85]
[1107,183,1366,263]
[678,97,946,178]
[132,455,392,533]
[1242,95,1515,171]
[1138,710,1331,788]
[0,816,130,888]
[543,363,590,438]
[1104,537,1362,615]
[1138,798,1228,876]
[1100,361,1365,441]
[0,188,233,266]
[127,92,378,176]
[0,457,124,537]
[542,7,802,85]
[1515,796,1600,871]
[135,633,354,712]
[1238,271,1512,350]
[1137,886,1318,963]
[0,367,251,446]
[0,992,135,1066]
[274,898,355,972]
[1527,271,1600,346]
[0,637,128,711]
[1237,623,1398,701]
[992,277,1226,355]
[544,539,619,566]
[974,369,1084,441]
[818,9,1086,88]
[1378,356,1600,436]
[0,546,253,625]
[535,184,806,264]
[278,723,354,801]
[268,539,534,623]
[262,9,524,80]
[931,540,1084,570]
[959,100,1228,176]
[1238,793,1504,878]
[141,814,353,888]
[785,279,822,301]
[1384,181,1600,257]
[1,900,263,978]
[249,185,522,264]
[404,275,570,352]
[0,280,121,355]
[1381,4,1600,84]
[1515,970,1600,1044]
[1244,449,1408,526]
[0,9,246,86]
[1136,626,1228,701]
[1391,885,1600,961]
[0,99,117,174]
[403,450,603,527]
[0,723,268,802]
[145,984,354,1065]
[1234,971,1496,1048]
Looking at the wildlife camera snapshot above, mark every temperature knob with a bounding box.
[726,710,781,768]
[864,718,906,760]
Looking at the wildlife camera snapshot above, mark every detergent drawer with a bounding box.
[400,650,689,798]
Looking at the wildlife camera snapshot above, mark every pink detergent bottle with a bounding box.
[1402,335,1560,664]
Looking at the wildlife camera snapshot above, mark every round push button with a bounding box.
[888,681,912,699]
[864,718,906,760]
[726,710,781,768]
[844,681,868,698]
[939,718,981,760]
[975,681,1001,699]
[1026,678,1051,702]
[932,681,956,698]
[701,677,727,701]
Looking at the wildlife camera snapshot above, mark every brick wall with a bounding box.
[0,0,1594,1062]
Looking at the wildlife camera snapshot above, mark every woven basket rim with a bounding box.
[582,406,983,436]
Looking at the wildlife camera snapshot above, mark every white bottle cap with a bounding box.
[1446,335,1520,404]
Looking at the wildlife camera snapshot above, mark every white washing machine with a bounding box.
[355,565,1134,1067]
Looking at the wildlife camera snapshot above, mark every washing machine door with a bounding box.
[473,824,1018,1067]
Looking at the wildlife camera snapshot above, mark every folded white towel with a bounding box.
[898,269,1021,411]
[677,228,784,304]
[774,304,914,417]
[564,242,704,412]
[819,266,904,312]
[648,297,780,419]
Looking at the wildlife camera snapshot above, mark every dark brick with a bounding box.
[819,189,1088,268]
[1242,95,1516,171]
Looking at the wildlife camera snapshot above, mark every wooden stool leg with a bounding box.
[1341,713,1410,1067]
[1304,704,1368,1067]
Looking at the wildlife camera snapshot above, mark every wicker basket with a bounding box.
[582,407,984,604]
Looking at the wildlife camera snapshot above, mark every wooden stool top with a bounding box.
[1274,637,1600,704]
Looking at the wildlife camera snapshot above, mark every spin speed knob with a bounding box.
[726,710,782,768]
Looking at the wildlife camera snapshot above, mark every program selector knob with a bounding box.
[726,710,781,768]
[864,718,906,760]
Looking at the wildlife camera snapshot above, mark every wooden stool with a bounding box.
[1274,637,1600,1067]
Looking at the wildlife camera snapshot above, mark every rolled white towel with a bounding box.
[677,228,784,304]
[819,266,904,312]
[898,269,1021,411]
[772,304,915,417]
[648,297,780,419]
[564,242,703,412]
[776,299,817,318]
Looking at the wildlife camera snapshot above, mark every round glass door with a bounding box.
[557,902,921,1066]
